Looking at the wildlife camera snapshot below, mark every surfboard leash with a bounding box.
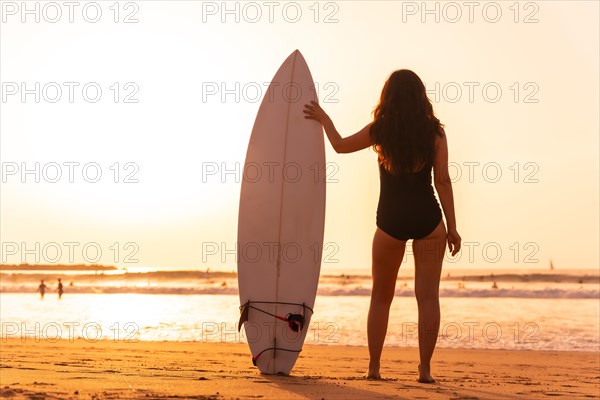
[238,300,313,366]
[238,301,313,333]
[251,346,301,366]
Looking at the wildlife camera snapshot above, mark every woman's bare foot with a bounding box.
[363,363,381,380]
[417,363,435,383]
[363,371,381,380]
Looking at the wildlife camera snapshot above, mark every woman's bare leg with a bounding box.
[366,227,407,379]
[412,219,446,383]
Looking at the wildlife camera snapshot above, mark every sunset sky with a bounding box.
[1,1,598,272]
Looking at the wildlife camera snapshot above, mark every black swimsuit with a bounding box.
[376,162,443,241]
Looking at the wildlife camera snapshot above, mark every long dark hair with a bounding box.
[370,69,444,175]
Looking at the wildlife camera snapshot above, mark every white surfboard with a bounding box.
[237,50,326,375]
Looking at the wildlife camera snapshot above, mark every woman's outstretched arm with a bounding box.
[304,101,372,154]
[433,128,461,256]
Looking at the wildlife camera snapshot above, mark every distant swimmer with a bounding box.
[492,281,498,289]
[57,278,64,299]
[38,280,47,299]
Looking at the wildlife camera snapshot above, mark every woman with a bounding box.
[304,69,461,383]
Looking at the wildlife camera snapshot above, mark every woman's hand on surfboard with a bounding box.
[303,101,329,124]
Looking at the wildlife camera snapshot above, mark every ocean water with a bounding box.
[1,269,598,352]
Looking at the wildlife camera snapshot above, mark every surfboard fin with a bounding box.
[238,301,249,332]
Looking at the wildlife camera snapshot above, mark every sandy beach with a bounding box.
[1,339,598,399]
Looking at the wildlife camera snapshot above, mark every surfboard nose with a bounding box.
[292,49,305,62]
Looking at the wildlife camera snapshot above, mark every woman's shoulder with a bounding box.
[437,125,446,137]
[434,126,447,147]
